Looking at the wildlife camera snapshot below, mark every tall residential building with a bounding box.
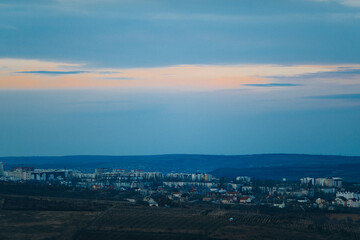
[300,177,314,186]
[315,177,342,188]
[0,162,4,176]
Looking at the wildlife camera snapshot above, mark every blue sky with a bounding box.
[0,0,360,156]
[1,0,360,67]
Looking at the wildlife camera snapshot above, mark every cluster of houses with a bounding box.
[315,193,360,209]
[1,162,359,210]
[334,192,360,208]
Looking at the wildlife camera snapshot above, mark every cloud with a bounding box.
[150,13,262,22]
[102,77,137,80]
[97,71,122,75]
[337,0,360,7]
[3,59,360,90]
[309,0,360,7]
[15,70,88,75]
[70,100,133,105]
[269,67,360,80]
[309,93,360,100]
[2,0,360,68]
[243,83,302,87]
[325,68,360,75]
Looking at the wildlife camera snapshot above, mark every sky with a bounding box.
[0,0,360,156]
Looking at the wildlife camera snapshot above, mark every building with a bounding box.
[347,199,360,208]
[166,173,212,182]
[95,168,109,175]
[242,186,253,193]
[333,177,343,187]
[321,188,336,194]
[31,170,71,181]
[336,192,360,200]
[315,177,342,188]
[239,196,252,203]
[335,197,347,206]
[273,202,286,208]
[7,166,34,181]
[300,177,314,186]
[0,162,4,176]
[236,176,251,183]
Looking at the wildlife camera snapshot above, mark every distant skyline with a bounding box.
[0,0,360,156]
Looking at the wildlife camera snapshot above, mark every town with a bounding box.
[1,161,360,211]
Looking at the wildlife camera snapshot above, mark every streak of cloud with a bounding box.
[243,83,302,87]
[309,93,360,100]
[15,70,88,75]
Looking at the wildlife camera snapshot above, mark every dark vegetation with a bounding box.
[0,181,135,201]
[75,206,360,240]
[1,182,360,240]
[1,195,111,211]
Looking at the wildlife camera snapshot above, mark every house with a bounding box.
[316,198,327,208]
[273,202,285,208]
[277,196,285,200]
[173,192,181,198]
[144,197,159,207]
[221,199,231,204]
[92,184,102,190]
[328,206,335,211]
[265,195,274,200]
[316,198,326,205]
[226,191,238,196]
[239,196,252,203]
[336,191,360,200]
[297,198,308,203]
[347,199,360,208]
[157,187,164,192]
[148,199,159,207]
[335,197,347,206]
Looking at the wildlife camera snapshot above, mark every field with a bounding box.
[0,209,99,240]
[74,205,360,240]
[1,193,360,240]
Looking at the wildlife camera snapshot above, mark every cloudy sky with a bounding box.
[1,0,360,156]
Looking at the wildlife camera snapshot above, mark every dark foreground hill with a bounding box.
[1,182,360,240]
[1,154,360,181]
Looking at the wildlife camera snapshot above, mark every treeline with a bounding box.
[0,181,120,200]
[1,195,111,211]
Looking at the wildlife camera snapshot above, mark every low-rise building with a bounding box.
[239,196,252,203]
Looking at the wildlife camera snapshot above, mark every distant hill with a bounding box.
[1,154,360,181]
[210,162,360,182]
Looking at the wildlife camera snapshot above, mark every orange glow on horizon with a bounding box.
[1,58,360,90]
